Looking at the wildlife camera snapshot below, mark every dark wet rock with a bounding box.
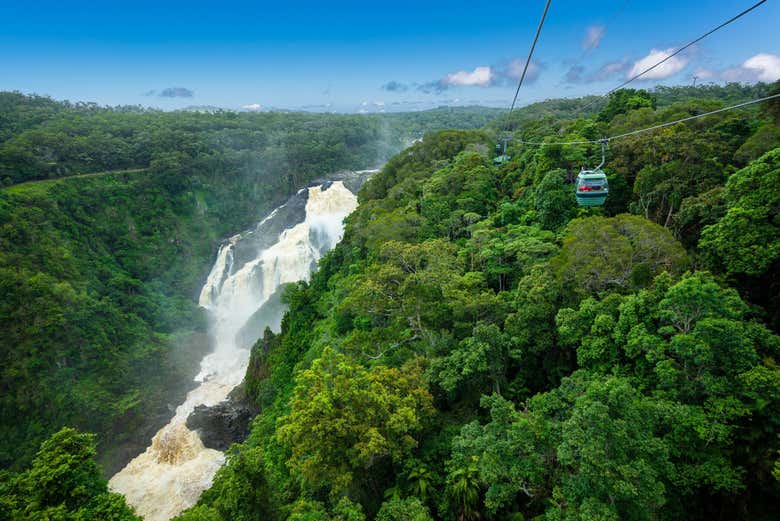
[308,169,377,195]
[186,385,259,451]
[347,172,376,194]
[230,188,309,269]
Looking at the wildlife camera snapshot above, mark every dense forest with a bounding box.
[0,92,501,479]
[180,82,778,520]
[0,92,502,186]
[1,81,779,520]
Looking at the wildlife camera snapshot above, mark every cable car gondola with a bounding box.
[575,139,609,207]
[493,139,510,166]
[575,170,609,206]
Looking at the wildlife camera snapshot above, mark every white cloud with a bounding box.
[582,25,606,50]
[242,103,262,111]
[693,67,714,80]
[628,48,689,80]
[421,59,543,93]
[722,53,780,82]
[443,66,494,87]
[744,53,780,81]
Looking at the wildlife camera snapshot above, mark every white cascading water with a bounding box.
[109,181,358,521]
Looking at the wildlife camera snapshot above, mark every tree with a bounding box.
[762,80,780,124]
[174,505,223,521]
[24,428,105,512]
[657,271,747,334]
[734,123,780,165]
[405,464,433,503]
[0,427,140,520]
[598,89,656,122]
[376,497,433,521]
[700,147,780,276]
[553,214,688,298]
[433,322,509,396]
[532,169,577,231]
[277,348,434,496]
[188,445,273,521]
[556,293,624,371]
[503,266,568,393]
[553,272,780,513]
[448,376,670,521]
[445,455,482,521]
[549,374,669,521]
[337,239,462,360]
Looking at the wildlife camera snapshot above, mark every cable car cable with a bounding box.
[506,0,553,123]
[494,0,553,164]
[573,0,768,115]
[516,92,780,146]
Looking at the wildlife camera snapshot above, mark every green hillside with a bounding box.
[180,84,780,520]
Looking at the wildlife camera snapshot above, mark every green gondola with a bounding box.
[575,138,609,207]
[575,169,609,206]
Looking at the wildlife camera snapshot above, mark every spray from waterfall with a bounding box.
[109,181,358,521]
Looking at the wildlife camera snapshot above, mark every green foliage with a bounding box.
[359,130,490,203]
[277,348,434,496]
[375,497,433,521]
[444,455,481,521]
[598,89,657,122]
[532,169,576,230]
[553,272,780,511]
[0,428,140,520]
[553,214,689,298]
[187,445,273,521]
[174,505,223,521]
[463,223,557,291]
[0,167,256,470]
[433,322,509,396]
[25,428,104,511]
[0,93,500,186]
[700,147,780,276]
[735,123,780,164]
[283,497,365,521]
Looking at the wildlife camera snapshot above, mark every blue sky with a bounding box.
[1,0,778,112]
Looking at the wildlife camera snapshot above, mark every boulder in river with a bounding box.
[186,385,259,451]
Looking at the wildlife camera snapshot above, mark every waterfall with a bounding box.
[109,181,358,521]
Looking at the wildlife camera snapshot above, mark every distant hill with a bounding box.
[0,92,502,186]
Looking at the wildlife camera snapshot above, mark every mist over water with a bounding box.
[109,181,358,521]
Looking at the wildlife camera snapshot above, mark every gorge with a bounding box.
[109,178,361,521]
